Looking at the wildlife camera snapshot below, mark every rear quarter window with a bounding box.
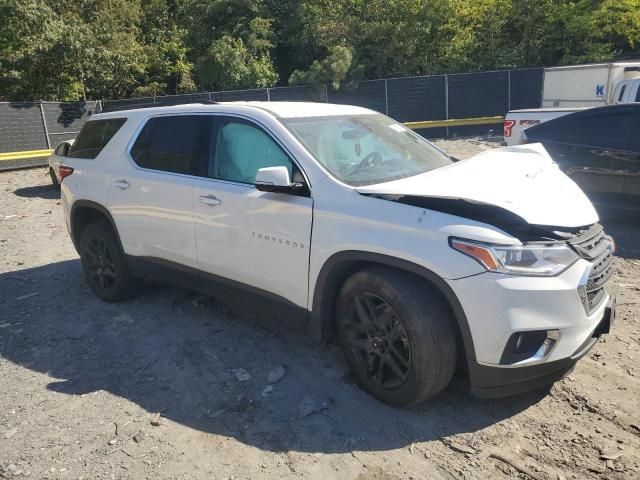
[67,118,127,159]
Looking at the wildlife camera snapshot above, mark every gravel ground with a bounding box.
[1,140,639,480]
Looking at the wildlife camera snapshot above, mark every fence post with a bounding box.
[39,102,51,149]
[208,91,212,101]
[444,74,449,138]
[384,79,389,115]
[507,69,511,111]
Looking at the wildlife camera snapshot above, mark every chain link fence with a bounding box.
[0,101,101,154]
[0,68,543,155]
[99,67,545,140]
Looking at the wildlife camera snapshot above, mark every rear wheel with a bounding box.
[337,267,457,406]
[79,221,134,302]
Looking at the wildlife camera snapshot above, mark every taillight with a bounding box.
[503,120,515,137]
[59,165,74,182]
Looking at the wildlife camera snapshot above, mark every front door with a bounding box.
[192,116,312,308]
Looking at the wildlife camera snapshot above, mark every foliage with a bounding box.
[179,0,278,90]
[289,46,362,91]
[0,0,639,101]
[198,35,278,91]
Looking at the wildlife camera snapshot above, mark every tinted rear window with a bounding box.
[68,118,127,159]
[130,116,210,175]
[528,109,633,147]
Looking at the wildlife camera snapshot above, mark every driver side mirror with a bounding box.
[254,166,306,194]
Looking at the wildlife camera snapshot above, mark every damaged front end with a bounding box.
[362,192,614,301]
[362,192,593,243]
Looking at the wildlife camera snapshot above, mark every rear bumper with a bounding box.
[469,297,615,398]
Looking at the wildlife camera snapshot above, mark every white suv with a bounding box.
[59,101,615,406]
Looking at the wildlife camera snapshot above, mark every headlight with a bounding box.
[450,238,579,276]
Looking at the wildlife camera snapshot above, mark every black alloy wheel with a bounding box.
[343,291,412,389]
[84,236,118,293]
[79,221,135,302]
[337,267,457,406]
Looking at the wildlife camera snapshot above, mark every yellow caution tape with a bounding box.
[0,149,53,161]
[404,116,504,129]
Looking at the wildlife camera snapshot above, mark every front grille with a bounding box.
[569,224,614,313]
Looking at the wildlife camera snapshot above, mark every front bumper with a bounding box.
[449,256,613,364]
[469,296,615,397]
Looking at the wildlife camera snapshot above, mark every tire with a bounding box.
[336,266,457,407]
[49,168,60,188]
[79,220,135,302]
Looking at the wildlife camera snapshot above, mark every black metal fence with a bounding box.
[0,67,543,155]
[0,101,101,154]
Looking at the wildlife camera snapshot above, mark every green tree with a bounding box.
[289,45,363,91]
[2,0,640,101]
[198,35,277,90]
[138,0,194,95]
[0,0,147,100]
[178,0,278,91]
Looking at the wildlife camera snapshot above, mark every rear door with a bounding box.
[192,115,312,309]
[107,115,209,269]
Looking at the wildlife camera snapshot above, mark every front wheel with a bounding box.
[337,267,457,406]
[79,221,134,302]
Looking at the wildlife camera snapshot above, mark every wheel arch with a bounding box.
[309,250,476,362]
[69,200,124,254]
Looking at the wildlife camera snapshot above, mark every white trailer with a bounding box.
[504,61,640,146]
[542,62,640,107]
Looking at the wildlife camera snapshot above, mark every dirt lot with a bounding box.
[1,140,639,480]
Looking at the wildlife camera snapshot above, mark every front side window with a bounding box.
[130,115,210,175]
[211,119,293,184]
[68,118,126,159]
[282,114,452,186]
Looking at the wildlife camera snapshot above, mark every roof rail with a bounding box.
[102,98,218,113]
[156,99,219,107]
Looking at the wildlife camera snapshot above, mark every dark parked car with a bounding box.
[524,104,640,213]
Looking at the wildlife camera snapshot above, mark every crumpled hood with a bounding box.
[356,143,598,228]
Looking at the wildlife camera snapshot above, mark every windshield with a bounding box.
[282,114,453,186]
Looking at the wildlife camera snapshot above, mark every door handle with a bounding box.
[112,179,130,190]
[199,194,222,206]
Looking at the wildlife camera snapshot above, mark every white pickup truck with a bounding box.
[504,61,640,146]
